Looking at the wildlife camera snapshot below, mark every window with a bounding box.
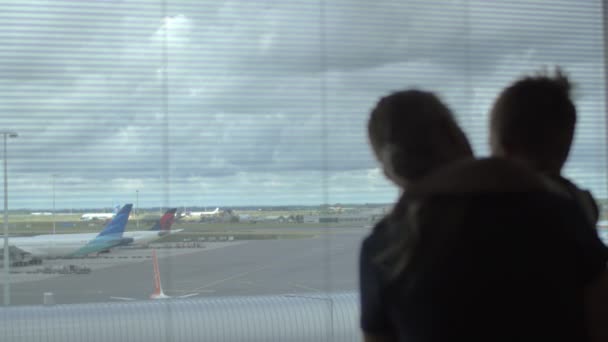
[0,0,605,340]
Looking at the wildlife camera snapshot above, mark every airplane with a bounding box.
[328,206,356,213]
[80,205,121,221]
[199,208,220,216]
[123,208,183,247]
[178,207,220,221]
[33,208,182,248]
[80,213,114,221]
[110,248,198,302]
[7,204,134,258]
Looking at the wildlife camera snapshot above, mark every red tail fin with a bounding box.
[159,208,177,231]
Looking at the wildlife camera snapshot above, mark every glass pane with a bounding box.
[0,0,605,340]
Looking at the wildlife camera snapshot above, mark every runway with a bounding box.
[5,227,368,306]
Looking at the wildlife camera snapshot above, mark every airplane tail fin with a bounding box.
[98,204,133,237]
[150,249,169,299]
[149,208,177,231]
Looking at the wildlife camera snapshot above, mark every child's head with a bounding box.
[489,68,576,175]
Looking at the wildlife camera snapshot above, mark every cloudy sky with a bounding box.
[0,0,605,209]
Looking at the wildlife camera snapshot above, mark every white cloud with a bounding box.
[0,0,605,208]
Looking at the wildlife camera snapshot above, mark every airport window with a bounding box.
[0,0,606,340]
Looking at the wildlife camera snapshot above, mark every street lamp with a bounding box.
[136,189,139,229]
[2,131,17,306]
[52,174,58,234]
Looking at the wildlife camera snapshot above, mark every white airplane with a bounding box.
[34,208,182,248]
[80,213,114,221]
[187,208,220,216]
[178,207,220,221]
[7,204,134,258]
[80,205,121,221]
[328,206,355,213]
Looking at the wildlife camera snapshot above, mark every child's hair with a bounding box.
[490,67,576,174]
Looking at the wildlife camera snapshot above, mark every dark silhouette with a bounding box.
[360,89,473,341]
[360,88,608,342]
[489,68,598,225]
[367,90,473,188]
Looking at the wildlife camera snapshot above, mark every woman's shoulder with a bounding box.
[363,216,390,249]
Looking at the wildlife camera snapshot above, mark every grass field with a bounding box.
[6,213,359,236]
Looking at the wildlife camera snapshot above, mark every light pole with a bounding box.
[136,190,139,229]
[52,174,57,234]
[2,131,17,306]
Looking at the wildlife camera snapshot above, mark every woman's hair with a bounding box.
[367,89,473,279]
[368,90,473,183]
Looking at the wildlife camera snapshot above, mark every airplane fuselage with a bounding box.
[24,229,183,249]
[7,234,131,258]
[81,213,114,221]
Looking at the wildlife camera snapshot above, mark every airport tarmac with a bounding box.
[4,227,368,306]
